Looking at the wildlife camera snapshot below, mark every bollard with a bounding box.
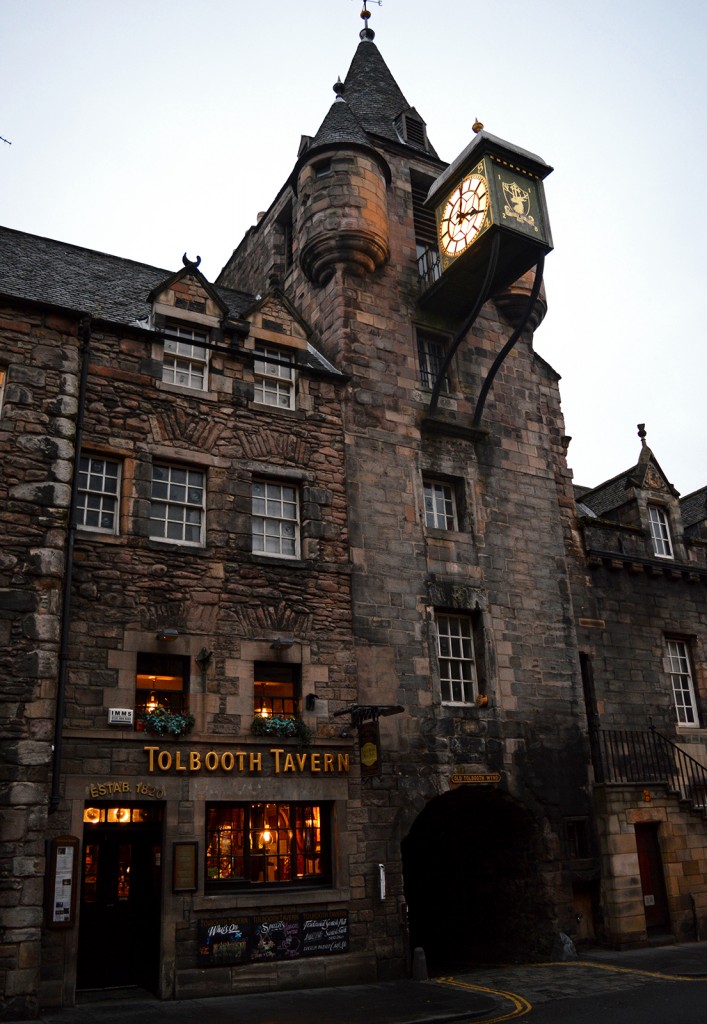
[412,946,428,981]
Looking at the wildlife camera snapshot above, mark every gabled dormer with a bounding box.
[627,428,682,559]
[394,106,431,153]
[242,291,344,413]
[148,255,230,395]
[576,425,687,564]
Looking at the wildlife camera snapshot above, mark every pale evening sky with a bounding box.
[2,0,705,495]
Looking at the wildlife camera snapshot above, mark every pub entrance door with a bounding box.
[77,803,163,992]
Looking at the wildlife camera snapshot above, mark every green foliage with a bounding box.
[250,715,312,746]
[139,705,195,738]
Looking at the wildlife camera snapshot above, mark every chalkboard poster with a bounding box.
[197,911,348,966]
[198,917,250,965]
[301,912,349,956]
[250,914,301,961]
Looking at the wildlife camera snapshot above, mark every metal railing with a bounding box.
[594,726,707,811]
[417,246,441,289]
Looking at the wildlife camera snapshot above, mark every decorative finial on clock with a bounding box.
[637,423,647,447]
[182,253,201,269]
[472,117,484,134]
[359,0,380,41]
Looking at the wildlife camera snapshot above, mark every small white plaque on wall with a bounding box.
[108,708,134,726]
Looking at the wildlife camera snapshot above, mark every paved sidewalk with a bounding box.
[39,978,499,1024]
[37,942,707,1024]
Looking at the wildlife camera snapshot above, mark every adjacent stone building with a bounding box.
[572,429,707,946]
[0,15,705,1020]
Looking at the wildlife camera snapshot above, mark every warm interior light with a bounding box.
[146,691,159,712]
[117,808,131,823]
[84,807,101,824]
[261,830,272,845]
[259,708,270,719]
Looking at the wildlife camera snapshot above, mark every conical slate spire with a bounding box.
[343,39,410,142]
[310,82,373,150]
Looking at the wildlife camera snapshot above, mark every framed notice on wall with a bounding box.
[46,835,79,928]
[172,841,198,893]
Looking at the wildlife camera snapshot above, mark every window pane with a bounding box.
[417,329,450,392]
[436,613,476,703]
[667,639,698,725]
[649,506,673,558]
[162,325,208,391]
[149,464,204,546]
[252,479,299,558]
[253,345,295,410]
[75,455,121,534]
[206,802,327,886]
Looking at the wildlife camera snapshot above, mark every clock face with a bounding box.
[439,174,490,258]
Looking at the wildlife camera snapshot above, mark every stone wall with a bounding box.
[0,303,81,1019]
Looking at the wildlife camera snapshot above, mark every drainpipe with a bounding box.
[49,316,91,813]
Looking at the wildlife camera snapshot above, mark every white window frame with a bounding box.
[416,328,450,393]
[667,639,699,726]
[149,463,205,546]
[253,344,295,410]
[162,323,209,391]
[648,505,673,558]
[436,613,477,704]
[252,479,299,558]
[75,456,121,534]
[423,478,458,530]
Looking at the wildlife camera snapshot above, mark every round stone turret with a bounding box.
[296,85,390,286]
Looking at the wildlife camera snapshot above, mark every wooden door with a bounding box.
[77,813,162,990]
[634,822,671,932]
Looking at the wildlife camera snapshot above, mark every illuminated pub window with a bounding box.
[206,802,330,888]
[253,662,299,719]
[135,652,189,721]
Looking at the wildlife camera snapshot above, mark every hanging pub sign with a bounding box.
[333,703,405,778]
[358,719,381,779]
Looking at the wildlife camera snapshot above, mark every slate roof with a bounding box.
[308,36,438,159]
[310,95,375,151]
[0,225,252,325]
[576,471,634,517]
[0,226,345,379]
[681,487,707,529]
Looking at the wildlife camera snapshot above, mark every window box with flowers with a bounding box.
[139,705,195,738]
[250,715,312,746]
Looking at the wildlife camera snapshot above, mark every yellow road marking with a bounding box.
[533,960,705,982]
[436,960,707,1021]
[436,976,532,1021]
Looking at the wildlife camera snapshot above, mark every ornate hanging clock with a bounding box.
[420,131,554,316]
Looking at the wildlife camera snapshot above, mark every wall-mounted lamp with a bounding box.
[270,638,295,651]
[146,692,159,712]
[195,647,214,668]
[156,628,179,641]
[305,694,318,711]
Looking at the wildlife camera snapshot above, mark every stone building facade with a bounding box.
[0,18,705,1021]
[572,432,707,947]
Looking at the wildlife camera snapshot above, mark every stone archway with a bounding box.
[401,786,555,972]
